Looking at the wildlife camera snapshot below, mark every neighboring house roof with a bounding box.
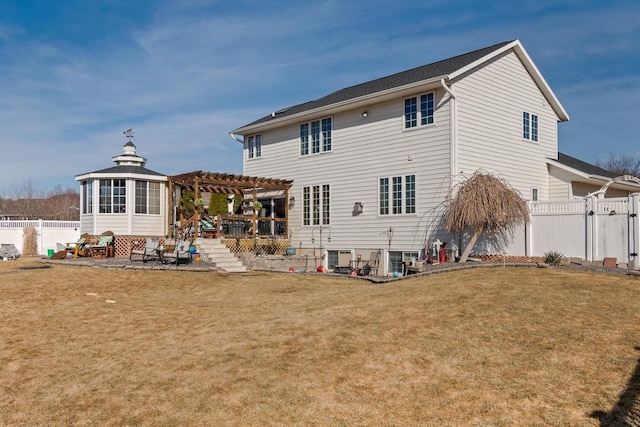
[232,39,569,134]
[554,153,617,179]
[549,153,640,193]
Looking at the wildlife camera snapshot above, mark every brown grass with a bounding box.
[2,257,640,426]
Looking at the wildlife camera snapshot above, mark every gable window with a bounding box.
[135,180,161,215]
[99,179,126,214]
[405,92,435,129]
[303,184,330,225]
[300,118,332,156]
[82,180,93,214]
[523,111,538,142]
[380,174,416,215]
[247,134,262,159]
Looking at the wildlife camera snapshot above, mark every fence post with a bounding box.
[629,194,640,270]
[585,196,596,261]
[525,201,532,257]
[38,219,44,255]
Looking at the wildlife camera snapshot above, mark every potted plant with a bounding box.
[253,201,263,211]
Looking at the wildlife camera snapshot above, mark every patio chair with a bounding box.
[200,217,217,238]
[162,239,193,267]
[60,233,91,258]
[129,238,160,262]
[362,249,381,276]
[89,231,115,258]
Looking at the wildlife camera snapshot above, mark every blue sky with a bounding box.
[0,0,638,193]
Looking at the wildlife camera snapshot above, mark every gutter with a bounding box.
[440,78,457,178]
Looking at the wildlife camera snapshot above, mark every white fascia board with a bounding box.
[449,39,569,122]
[75,173,168,182]
[547,158,595,180]
[230,75,448,135]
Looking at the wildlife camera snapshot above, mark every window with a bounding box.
[523,111,538,142]
[247,134,262,159]
[379,178,389,215]
[389,251,419,275]
[531,188,538,202]
[135,181,161,215]
[99,179,126,214]
[328,250,351,271]
[300,124,309,156]
[379,174,416,215]
[82,180,93,214]
[300,118,332,155]
[303,184,330,225]
[405,92,435,128]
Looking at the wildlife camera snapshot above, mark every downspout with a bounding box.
[440,78,457,179]
[230,132,244,144]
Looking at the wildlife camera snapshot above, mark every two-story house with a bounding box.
[229,39,633,274]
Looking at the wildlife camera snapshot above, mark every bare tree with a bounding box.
[0,180,79,220]
[445,172,530,262]
[595,152,640,177]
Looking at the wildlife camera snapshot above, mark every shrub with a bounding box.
[543,250,565,265]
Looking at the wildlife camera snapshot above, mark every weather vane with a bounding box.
[123,128,135,142]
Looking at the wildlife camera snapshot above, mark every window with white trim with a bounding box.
[300,118,332,155]
[404,92,434,129]
[99,179,126,214]
[389,251,419,275]
[531,188,538,202]
[82,180,93,214]
[380,174,416,215]
[247,134,262,159]
[135,180,161,215]
[523,111,538,142]
[303,184,330,225]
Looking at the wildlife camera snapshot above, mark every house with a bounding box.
[549,153,640,199]
[230,39,639,274]
[75,140,169,238]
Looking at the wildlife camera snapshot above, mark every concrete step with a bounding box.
[194,238,248,272]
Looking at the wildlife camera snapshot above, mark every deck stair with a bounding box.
[194,238,248,272]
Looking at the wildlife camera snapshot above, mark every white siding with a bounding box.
[244,92,452,256]
[455,51,559,201]
[548,165,573,200]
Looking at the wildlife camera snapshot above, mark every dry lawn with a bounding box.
[1,258,640,426]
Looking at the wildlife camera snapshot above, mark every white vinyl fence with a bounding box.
[0,220,81,256]
[505,194,640,267]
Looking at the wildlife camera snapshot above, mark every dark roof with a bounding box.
[555,153,616,178]
[239,40,513,129]
[76,165,166,177]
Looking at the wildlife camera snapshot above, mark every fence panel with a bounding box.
[0,220,81,255]
[530,211,587,259]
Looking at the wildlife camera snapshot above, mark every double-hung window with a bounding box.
[247,134,262,159]
[302,184,330,225]
[300,117,332,155]
[82,180,93,214]
[405,92,434,129]
[99,179,126,214]
[379,174,416,215]
[523,112,538,142]
[135,180,161,215]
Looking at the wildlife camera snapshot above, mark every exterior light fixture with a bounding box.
[355,202,363,214]
[360,111,368,117]
[289,196,295,207]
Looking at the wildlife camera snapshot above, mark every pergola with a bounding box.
[167,171,293,239]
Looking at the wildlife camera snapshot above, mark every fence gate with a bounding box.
[527,195,640,266]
